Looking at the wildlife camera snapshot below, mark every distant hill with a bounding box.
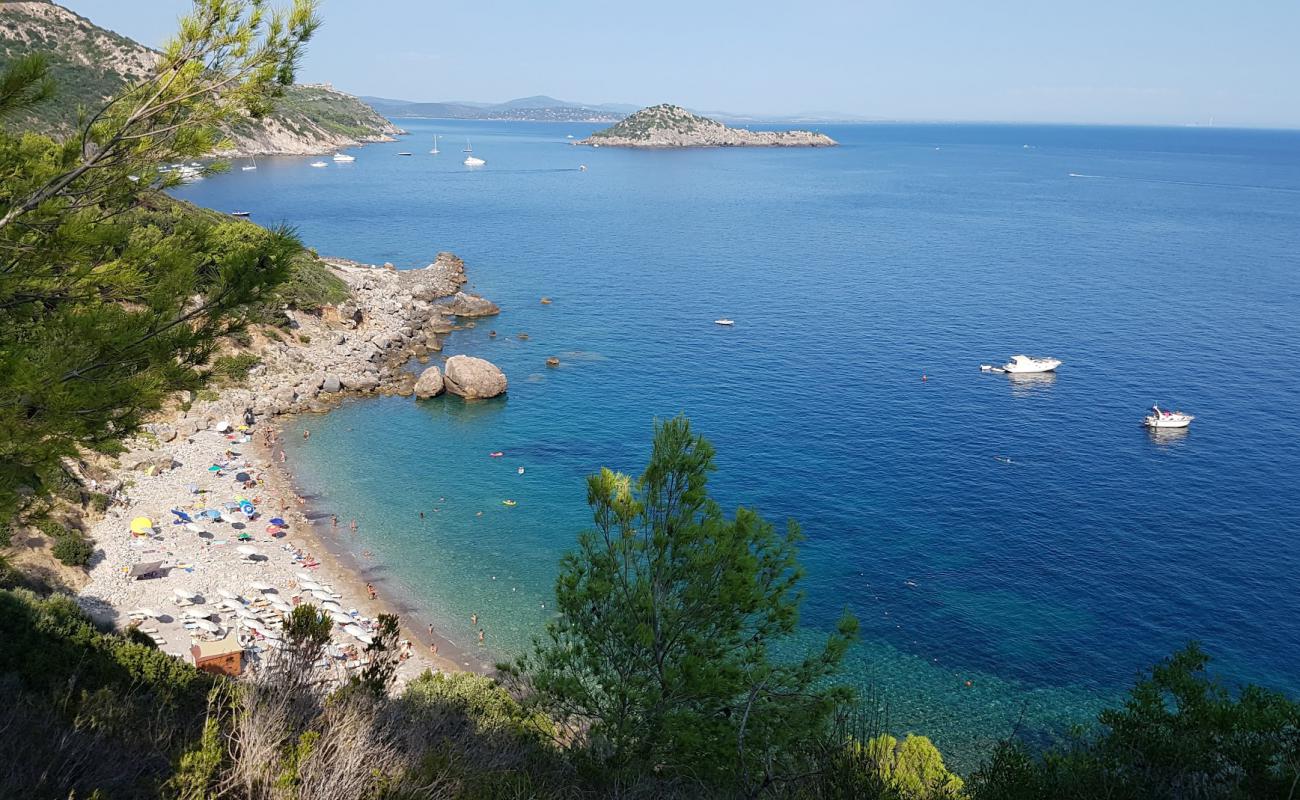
[0,1,402,155]
[362,95,631,122]
[580,104,837,148]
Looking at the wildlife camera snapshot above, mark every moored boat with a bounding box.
[1144,405,1194,429]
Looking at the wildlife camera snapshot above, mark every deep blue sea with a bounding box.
[176,120,1300,768]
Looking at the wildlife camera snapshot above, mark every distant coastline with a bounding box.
[578,103,837,148]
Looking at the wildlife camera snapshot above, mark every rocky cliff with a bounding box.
[579,104,836,148]
[0,1,401,155]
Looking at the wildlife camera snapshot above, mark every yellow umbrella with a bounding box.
[130,517,153,535]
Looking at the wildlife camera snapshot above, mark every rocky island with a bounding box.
[578,104,836,148]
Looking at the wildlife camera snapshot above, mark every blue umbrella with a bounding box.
[269,517,286,527]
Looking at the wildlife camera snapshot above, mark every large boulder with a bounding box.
[443,355,507,399]
[413,366,445,399]
[443,292,500,318]
[321,375,342,393]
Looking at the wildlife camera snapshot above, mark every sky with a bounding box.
[59,0,1300,128]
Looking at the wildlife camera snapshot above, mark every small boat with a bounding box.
[1144,405,1194,429]
[397,151,413,156]
[241,155,257,171]
[998,354,1061,374]
[463,139,473,153]
[230,211,251,217]
[430,135,440,155]
[464,155,485,166]
[502,499,517,507]
[579,164,587,171]
[309,161,327,168]
[332,152,355,162]
[489,451,504,458]
[714,319,735,326]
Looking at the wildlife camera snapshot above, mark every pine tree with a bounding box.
[0,1,319,520]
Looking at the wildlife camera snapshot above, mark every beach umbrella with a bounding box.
[234,472,251,483]
[326,644,346,659]
[214,420,231,433]
[184,523,204,534]
[236,607,260,622]
[182,607,215,620]
[131,607,162,619]
[237,545,259,557]
[250,581,275,593]
[173,587,199,601]
[217,588,239,601]
[269,517,286,527]
[268,598,293,613]
[320,600,345,613]
[207,465,222,473]
[343,624,372,644]
[130,517,154,535]
[328,610,352,624]
[295,571,315,582]
[193,619,221,633]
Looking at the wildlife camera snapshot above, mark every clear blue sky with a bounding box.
[61,0,1299,127]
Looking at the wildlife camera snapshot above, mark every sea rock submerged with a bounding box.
[443,355,508,399]
[413,366,445,399]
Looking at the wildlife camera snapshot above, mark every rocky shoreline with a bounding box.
[164,252,505,434]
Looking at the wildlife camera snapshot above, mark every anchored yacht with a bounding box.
[981,354,1061,374]
[332,152,355,162]
[1144,405,1194,429]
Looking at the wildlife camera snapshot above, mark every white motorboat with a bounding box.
[332,152,355,162]
[464,155,485,166]
[714,319,735,326]
[998,354,1061,374]
[309,161,327,168]
[1144,405,1194,429]
[241,155,257,171]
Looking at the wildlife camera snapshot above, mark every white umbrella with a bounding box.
[173,587,199,601]
[131,607,162,619]
[237,545,259,557]
[193,619,221,633]
[214,420,231,433]
[268,598,293,613]
[295,571,315,582]
[328,610,352,624]
[343,624,372,644]
[183,608,216,620]
[234,605,259,621]
[300,580,324,592]
[250,581,276,593]
[217,588,239,600]
[184,523,205,534]
[258,627,282,641]
[320,600,345,613]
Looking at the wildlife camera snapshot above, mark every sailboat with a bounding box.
[240,155,257,171]
[430,135,440,155]
[463,139,473,153]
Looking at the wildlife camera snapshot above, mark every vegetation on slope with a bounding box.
[0,1,396,151]
[588,103,716,141]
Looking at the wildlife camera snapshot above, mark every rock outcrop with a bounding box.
[413,366,445,399]
[579,104,836,149]
[442,292,500,317]
[443,355,508,400]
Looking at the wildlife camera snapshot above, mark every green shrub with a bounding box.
[210,353,261,384]
[87,492,110,513]
[51,533,93,566]
[0,522,10,548]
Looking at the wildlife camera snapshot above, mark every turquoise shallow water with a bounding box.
[176,120,1300,768]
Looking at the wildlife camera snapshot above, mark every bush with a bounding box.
[0,522,10,548]
[210,353,261,384]
[87,492,110,513]
[51,533,93,566]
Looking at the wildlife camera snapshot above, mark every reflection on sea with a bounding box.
[1146,426,1191,449]
[1006,371,1057,397]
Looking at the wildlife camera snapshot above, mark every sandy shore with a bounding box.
[79,421,462,684]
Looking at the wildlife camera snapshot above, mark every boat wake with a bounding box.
[1068,172,1300,193]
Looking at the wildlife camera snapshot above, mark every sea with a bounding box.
[175,120,1300,769]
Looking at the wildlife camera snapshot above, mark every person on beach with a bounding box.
[430,642,438,656]
[367,583,377,600]
[427,623,434,637]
